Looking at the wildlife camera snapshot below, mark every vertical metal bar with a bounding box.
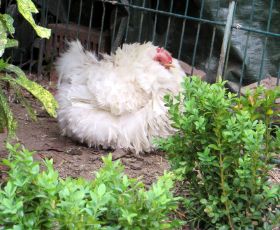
[124,0,132,43]
[151,0,160,43]
[164,0,174,48]
[51,0,61,63]
[37,0,48,77]
[206,29,216,71]
[224,0,238,78]
[191,0,205,75]
[86,2,94,49]
[206,1,220,72]
[258,0,274,84]
[29,30,35,73]
[177,0,189,60]
[112,7,118,48]
[65,0,72,40]
[138,0,146,42]
[45,0,50,23]
[98,2,106,55]
[223,2,238,79]
[19,53,23,67]
[223,36,232,78]
[77,0,83,39]
[223,0,239,82]
[112,1,130,52]
[238,0,255,94]
[216,0,236,82]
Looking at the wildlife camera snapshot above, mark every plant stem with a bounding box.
[219,152,234,230]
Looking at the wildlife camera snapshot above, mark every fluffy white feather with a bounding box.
[56,41,185,153]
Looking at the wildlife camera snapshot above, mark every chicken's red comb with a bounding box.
[156,47,172,58]
[155,47,172,63]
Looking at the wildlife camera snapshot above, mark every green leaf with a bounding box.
[2,74,37,121]
[208,144,220,151]
[0,18,8,57]
[1,14,15,35]
[16,0,51,39]
[4,181,17,197]
[0,58,8,70]
[14,85,37,121]
[0,14,16,57]
[97,184,106,197]
[5,39,18,49]
[15,75,58,117]
[221,195,228,203]
[4,64,58,117]
[0,88,17,136]
[200,199,208,205]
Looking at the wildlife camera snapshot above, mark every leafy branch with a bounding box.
[0,0,57,137]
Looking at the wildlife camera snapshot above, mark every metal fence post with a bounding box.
[216,0,236,82]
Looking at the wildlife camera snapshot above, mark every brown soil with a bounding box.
[0,100,169,185]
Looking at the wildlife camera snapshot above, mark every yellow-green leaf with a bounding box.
[16,76,58,117]
[0,13,16,56]
[0,88,17,136]
[5,39,18,49]
[266,109,274,116]
[0,18,8,57]
[16,0,51,39]
[5,64,58,117]
[2,74,37,121]
[1,14,15,35]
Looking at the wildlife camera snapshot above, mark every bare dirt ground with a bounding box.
[0,99,169,185]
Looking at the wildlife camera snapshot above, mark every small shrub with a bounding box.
[0,144,182,229]
[157,77,280,229]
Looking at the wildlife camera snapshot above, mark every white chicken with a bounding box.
[56,41,185,154]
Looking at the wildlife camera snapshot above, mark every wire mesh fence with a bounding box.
[1,0,280,91]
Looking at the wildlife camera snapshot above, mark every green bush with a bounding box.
[157,77,280,229]
[0,144,182,229]
[0,0,57,137]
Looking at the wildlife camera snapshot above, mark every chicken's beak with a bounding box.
[164,63,175,69]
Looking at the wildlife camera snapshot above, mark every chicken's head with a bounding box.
[154,47,175,69]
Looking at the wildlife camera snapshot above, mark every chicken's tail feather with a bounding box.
[56,40,98,86]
